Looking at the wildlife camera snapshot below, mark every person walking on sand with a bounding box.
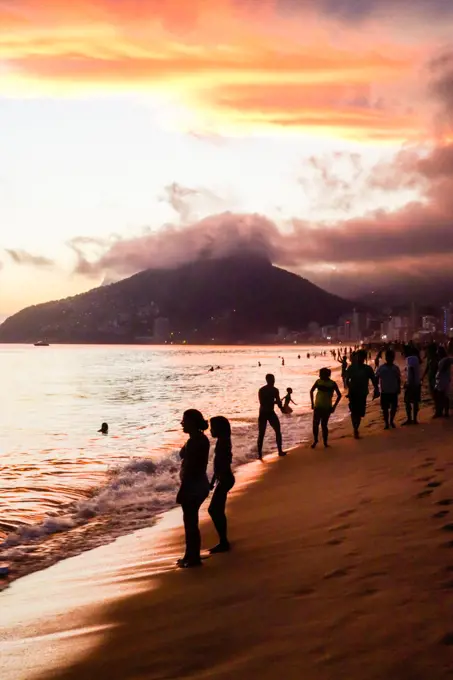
[422,342,439,399]
[282,387,297,414]
[376,349,401,430]
[176,409,210,568]
[433,346,453,418]
[402,347,421,426]
[346,349,379,439]
[338,355,348,389]
[257,374,285,459]
[208,416,235,554]
[310,368,341,449]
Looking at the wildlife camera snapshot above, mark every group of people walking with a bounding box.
[176,340,453,569]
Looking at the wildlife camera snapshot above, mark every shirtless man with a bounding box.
[257,374,285,459]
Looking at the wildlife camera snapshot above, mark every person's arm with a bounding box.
[310,382,317,409]
[290,398,297,405]
[258,387,263,408]
[332,382,342,411]
[275,389,283,411]
[395,366,401,393]
[370,366,380,396]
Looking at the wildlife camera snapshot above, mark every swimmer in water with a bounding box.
[98,422,108,435]
[282,387,297,414]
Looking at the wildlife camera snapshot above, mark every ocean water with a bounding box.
[0,344,344,583]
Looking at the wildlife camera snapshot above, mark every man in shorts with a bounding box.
[257,374,285,459]
[346,349,379,439]
[376,349,401,429]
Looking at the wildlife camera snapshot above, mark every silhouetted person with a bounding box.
[208,416,235,553]
[209,366,214,372]
[376,349,401,429]
[423,343,439,398]
[403,347,421,425]
[346,349,379,438]
[257,374,285,459]
[282,358,285,366]
[310,368,341,449]
[282,387,297,414]
[258,361,262,367]
[98,422,108,435]
[176,409,210,568]
[338,355,348,388]
[434,346,452,418]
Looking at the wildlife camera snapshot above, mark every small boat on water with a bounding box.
[33,340,50,346]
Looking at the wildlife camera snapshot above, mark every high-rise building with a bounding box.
[442,304,453,336]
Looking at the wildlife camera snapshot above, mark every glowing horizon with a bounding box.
[1,0,453,314]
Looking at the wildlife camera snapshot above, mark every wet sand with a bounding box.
[2,400,453,679]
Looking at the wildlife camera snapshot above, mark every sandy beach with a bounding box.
[2,399,453,679]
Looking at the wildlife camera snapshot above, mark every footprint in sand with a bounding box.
[326,538,345,546]
[440,633,453,646]
[417,489,433,499]
[292,586,316,598]
[416,475,435,482]
[437,499,453,506]
[329,523,351,533]
[440,580,453,590]
[338,509,357,518]
[441,524,453,532]
[418,462,435,469]
[355,586,379,598]
[433,511,450,519]
[442,541,453,549]
[427,481,443,488]
[324,567,352,580]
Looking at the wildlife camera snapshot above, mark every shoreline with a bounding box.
[0,367,347,591]
[4,396,453,678]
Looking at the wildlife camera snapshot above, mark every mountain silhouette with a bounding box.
[0,255,354,343]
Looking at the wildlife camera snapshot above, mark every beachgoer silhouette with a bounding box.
[310,368,341,449]
[208,416,235,554]
[338,355,348,388]
[257,374,285,459]
[258,361,262,367]
[422,342,438,398]
[98,422,108,435]
[402,347,421,425]
[376,349,401,429]
[176,409,210,568]
[282,387,297,414]
[282,358,285,366]
[345,349,379,438]
[433,346,452,418]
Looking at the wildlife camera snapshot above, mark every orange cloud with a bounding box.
[0,0,432,140]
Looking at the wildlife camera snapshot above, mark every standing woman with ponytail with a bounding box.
[177,409,210,568]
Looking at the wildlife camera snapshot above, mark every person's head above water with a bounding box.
[286,387,293,394]
[210,416,231,439]
[98,422,108,434]
[319,367,331,380]
[265,373,275,386]
[181,409,209,435]
[385,349,395,364]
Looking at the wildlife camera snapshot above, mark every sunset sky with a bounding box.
[1,0,453,315]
